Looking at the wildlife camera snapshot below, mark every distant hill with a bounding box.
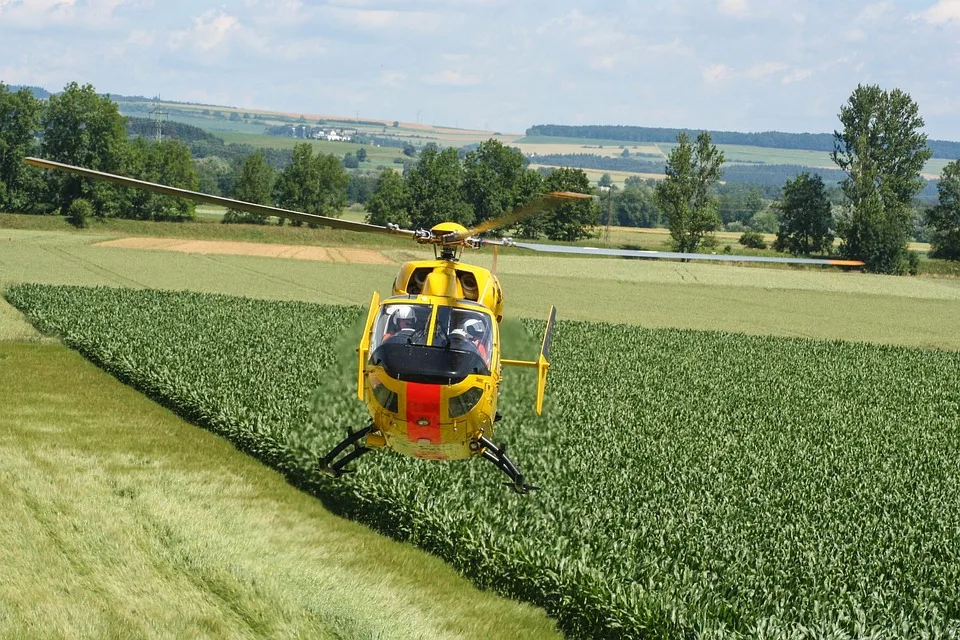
[3,83,228,108]
[526,124,960,160]
[6,84,51,99]
[125,117,219,143]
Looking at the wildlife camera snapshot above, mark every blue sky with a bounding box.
[2,0,960,139]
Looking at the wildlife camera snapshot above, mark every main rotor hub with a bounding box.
[430,222,469,238]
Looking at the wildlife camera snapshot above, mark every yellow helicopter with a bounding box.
[25,157,864,493]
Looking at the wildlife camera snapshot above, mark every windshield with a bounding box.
[431,307,493,367]
[370,303,432,352]
[368,302,495,384]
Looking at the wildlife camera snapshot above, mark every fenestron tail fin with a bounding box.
[501,305,556,415]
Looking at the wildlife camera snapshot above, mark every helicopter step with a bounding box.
[474,435,538,495]
[317,424,376,478]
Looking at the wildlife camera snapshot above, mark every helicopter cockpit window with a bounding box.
[370,303,431,351]
[432,307,494,366]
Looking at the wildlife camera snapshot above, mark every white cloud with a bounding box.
[919,0,960,25]
[421,69,481,86]
[646,38,694,59]
[718,0,749,16]
[0,0,130,28]
[781,68,812,84]
[379,70,406,88]
[333,8,443,32]
[702,63,733,84]
[856,1,894,24]
[845,28,867,42]
[746,61,787,79]
[168,11,239,53]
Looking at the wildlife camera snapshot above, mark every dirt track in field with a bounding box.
[95,237,395,264]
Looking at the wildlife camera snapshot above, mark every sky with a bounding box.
[2,0,960,140]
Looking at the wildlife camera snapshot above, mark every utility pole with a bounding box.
[600,186,615,242]
[150,96,167,142]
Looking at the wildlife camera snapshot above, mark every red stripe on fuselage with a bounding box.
[406,382,442,444]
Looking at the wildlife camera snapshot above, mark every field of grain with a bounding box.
[8,284,959,638]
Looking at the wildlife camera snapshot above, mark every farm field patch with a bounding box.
[516,142,664,157]
[214,131,404,163]
[0,340,560,640]
[96,237,395,264]
[527,164,664,187]
[4,227,960,348]
[8,284,959,638]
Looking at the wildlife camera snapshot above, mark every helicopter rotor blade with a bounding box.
[491,243,500,275]
[445,191,592,244]
[24,157,418,239]
[504,241,865,267]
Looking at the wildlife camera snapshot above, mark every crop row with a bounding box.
[7,283,960,638]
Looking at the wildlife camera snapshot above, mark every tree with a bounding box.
[511,169,546,238]
[926,160,960,259]
[122,138,198,221]
[0,83,43,212]
[717,183,764,225]
[402,142,417,157]
[614,187,661,227]
[831,85,932,273]
[773,172,834,255]
[461,139,526,226]
[356,148,367,162]
[40,82,127,215]
[654,132,724,252]
[224,150,275,224]
[343,152,359,169]
[365,169,411,228]
[194,155,233,196]
[347,172,378,205]
[274,143,348,221]
[405,145,472,228]
[540,167,598,241]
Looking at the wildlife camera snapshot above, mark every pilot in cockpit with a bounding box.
[383,305,418,342]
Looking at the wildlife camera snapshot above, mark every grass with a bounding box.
[3,224,960,348]
[0,341,560,639]
[0,212,413,250]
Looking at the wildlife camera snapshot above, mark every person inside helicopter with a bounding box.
[379,304,429,345]
[460,318,489,361]
[435,308,492,365]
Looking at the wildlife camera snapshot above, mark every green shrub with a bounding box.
[739,230,767,249]
[66,198,93,229]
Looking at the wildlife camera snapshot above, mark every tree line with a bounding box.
[0,82,599,241]
[648,85,960,272]
[365,141,598,241]
[531,152,854,188]
[2,81,957,269]
[526,124,960,160]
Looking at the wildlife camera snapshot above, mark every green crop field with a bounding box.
[215,130,404,164]
[7,284,959,638]
[3,221,960,636]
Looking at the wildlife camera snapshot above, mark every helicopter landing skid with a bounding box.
[476,436,538,495]
[317,424,375,478]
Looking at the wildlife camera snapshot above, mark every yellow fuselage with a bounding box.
[358,255,504,460]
